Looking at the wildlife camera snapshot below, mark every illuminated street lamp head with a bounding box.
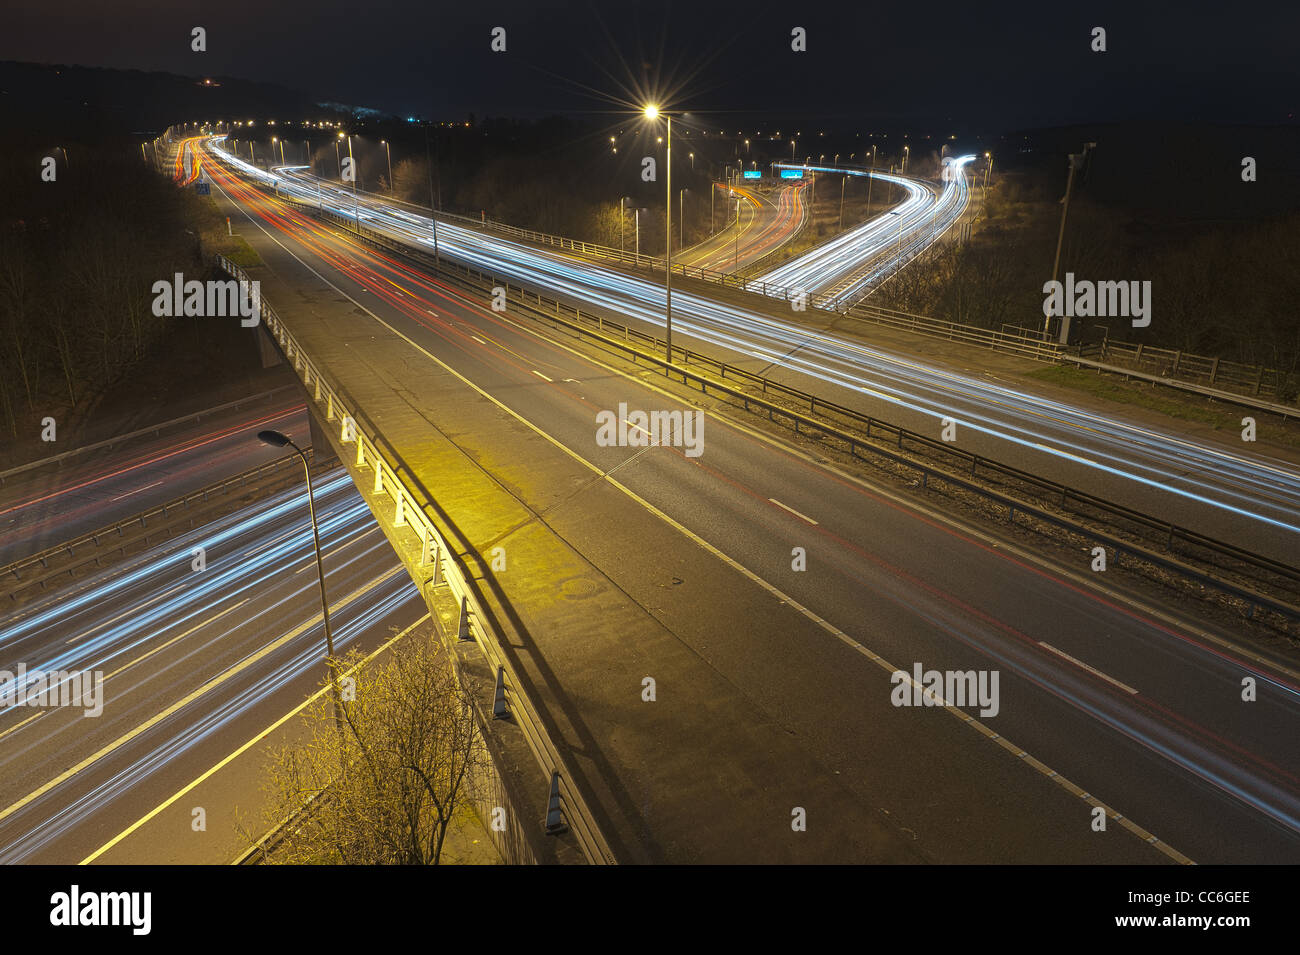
[643,104,660,120]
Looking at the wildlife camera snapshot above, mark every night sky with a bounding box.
[4,0,1297,131]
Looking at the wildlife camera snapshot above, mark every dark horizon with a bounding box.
[4,1,1297,132]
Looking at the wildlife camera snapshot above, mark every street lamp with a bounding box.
[734,194,741,265]
[643,103,674,361]
[620,196,631,260]
[984,152,994,190]
[342,132,360,228]
[1047,143,1096,343]
[679,187,688,251]
[381,139,393,194]
[256,430,342,725]
[889,210,904,270]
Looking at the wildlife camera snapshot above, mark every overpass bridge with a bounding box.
[179,144,1300,864]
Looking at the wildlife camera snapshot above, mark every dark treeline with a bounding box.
[0,142,225,441]
[874,133,1300,397]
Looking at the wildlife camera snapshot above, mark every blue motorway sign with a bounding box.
[195,181,211,195]
[779,169,804,179]
[742,170,762,179]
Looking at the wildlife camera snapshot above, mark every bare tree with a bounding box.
[257,637,486,865]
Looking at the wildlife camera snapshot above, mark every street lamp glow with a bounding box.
[643,104,660,119]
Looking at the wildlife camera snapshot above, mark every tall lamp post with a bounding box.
[620,197,628,259]
[341,132,359,229]
[643,104,674,361]
[679,187,688,251]
[381,139,393,193]
[256,430,342,725]
[1046,143,1095,343]
[734,195,741,265]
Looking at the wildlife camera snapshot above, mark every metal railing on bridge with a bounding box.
[312,215,1300,630]
[215,254,616,865]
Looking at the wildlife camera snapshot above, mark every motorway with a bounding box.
[761,160,973,305]
[674,182,806,273]
[0,468,425,863]
[0,392,307,567]
[176,141,1300,862]
[214,140,1300,567]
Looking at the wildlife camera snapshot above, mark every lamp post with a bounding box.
[333,139,341,180]
[984,152,993,190]
[381,139,393,193]
[866,151,875,218]
[889,210,903,270]
[644,104,674,361]
[734,195,741,265]
[1047,143,1095,343]
[256,430,342,726]
[679,187,687,251]
[342,132,359,229]
[839,174,847,231]
[635,208,640,262]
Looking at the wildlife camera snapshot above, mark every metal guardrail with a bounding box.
[1061,355,1297,419]
[0,453,310,600]
[233,789,334,865]
[318,215,1300,626]
[1078,338,1290,402]
[271,167,1058,361]
[215,254,616,865]
[313,173,1290,381]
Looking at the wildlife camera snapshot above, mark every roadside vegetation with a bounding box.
[0,142,260,448]
[253,637,489,865]
[871,168,1300,398]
